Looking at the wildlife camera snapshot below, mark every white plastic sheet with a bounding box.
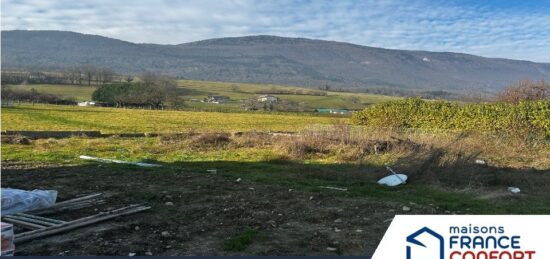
[377,174,408,186]
[79,155,161,167]
[1,188,57,215]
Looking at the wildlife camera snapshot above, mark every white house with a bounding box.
[257,94,279,102]
[77,101,96,107]
[204,95,230,104]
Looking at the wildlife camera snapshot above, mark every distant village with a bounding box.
[198,94,351,114]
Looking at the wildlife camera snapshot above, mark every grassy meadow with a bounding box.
[4,79,400,111]
[1,104,346,133]
[177,80,399,110]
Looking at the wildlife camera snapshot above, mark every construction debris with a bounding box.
[12,204,150,244]
[377,166,408,187]
[1,188,58,215]
[79,155,161,167]
[27,193,106,215]
[1,192,150,245]
[2,213,66,230]
[508,187,521,194]
[1,222,15,256]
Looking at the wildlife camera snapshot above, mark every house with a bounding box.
[315,108,352,115]
[257,94,279,103]
[77,101,96,107]
[204,95,230,104]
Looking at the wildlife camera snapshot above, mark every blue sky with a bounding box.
[2,0,550,62]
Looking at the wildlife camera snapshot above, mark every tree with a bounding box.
[80,65,98,86]
[496,80,549,103]
[99,68,114,85]
[92,72,177,109]
[92,83,132,107]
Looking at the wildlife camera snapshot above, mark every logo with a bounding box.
[372,216,547,259]
[406,227,444,259]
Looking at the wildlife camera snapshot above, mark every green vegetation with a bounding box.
[1,104,346,133]
[352,98,550,138]
[3,79,400,111]
[92,78,176,108]
[223,228,259,251]
[178,79,399,110]
[3,84,97,101]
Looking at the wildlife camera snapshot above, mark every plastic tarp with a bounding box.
[377,174,408,187]
[1,188,57,215]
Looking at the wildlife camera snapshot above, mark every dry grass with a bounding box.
[186,133,231,150]
[153,124,550,170]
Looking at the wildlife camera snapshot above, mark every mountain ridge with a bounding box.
[2,30,550,93]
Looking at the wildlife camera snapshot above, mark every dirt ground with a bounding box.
[1,162,439,256]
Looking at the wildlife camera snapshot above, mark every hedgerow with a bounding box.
[351,98,550,139]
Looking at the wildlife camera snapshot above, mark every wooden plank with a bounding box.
[12,213,66,224]
[2,218,47,230]
[15,205,150,243]
[3,215,59,227]
[28,193,104,215]
[30,200,106,216]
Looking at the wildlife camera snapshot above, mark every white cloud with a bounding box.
[2,0,549,62]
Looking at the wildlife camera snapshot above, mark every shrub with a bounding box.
[351,98,550,139]
[185,133,231,149]
[496,80,549,103]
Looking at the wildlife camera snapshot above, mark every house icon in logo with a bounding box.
[406,227,444,259]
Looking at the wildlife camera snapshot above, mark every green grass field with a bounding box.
[4,79,400,110]
[177,80,399,109]
[1,104,346,133]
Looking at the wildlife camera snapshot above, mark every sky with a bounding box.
[2,0,550,62]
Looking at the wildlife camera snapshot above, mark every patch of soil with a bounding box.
[1,163,438,256]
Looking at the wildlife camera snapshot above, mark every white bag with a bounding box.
[1,188,57,215]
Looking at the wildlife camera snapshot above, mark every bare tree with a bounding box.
[99,68,114,85]
[496,80,549,103]
[80,65,97,86]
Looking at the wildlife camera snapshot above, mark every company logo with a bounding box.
[372,216,549,259]
[406,227,444,259]
[446,225,536,259]
[406,225,537,259]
